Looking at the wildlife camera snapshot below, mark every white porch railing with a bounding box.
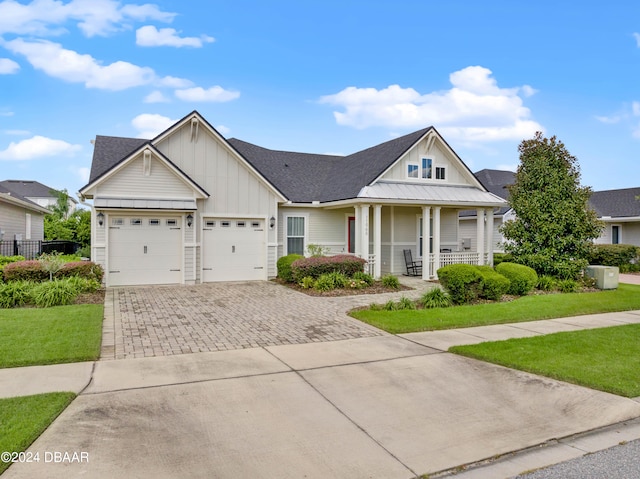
[429,252,486,278]
[367,254,376,276]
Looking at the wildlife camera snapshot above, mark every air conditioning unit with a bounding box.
[585,265,619,290]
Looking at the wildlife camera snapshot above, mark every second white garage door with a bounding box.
[202,218,266,282]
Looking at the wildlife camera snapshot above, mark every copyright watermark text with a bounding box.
[2,451,89,464]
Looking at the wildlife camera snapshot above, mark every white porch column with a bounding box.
[476,208,485,266]
[373,204,382,279]
[422,206,431,280]
[361,204,370,262]
[354,206,361,258]
[486,208,494,266]
[433,206,441,278]
[390,206,395,274]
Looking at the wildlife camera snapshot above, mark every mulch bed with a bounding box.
[75,289,106,305]
[273,278,412,297]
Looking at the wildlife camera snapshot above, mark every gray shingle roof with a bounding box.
[589,187,640,218]
[89,135,149,183]
[0,179,75,202]
[0,183,49,212]
[460,169,515,217]
[230,127,432,202]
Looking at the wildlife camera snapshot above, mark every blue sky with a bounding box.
[1,0,639,201]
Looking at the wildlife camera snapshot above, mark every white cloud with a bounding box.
[158,75,193,88]
[496,163,518,172]
[0,135,81,160]
[131,113,176,138]
[215,125,230,135]
[0,110,14,117]
[5,38,158,90]
[319,65,543,142]
[632,101,640,116]
[136,25,214,48]
[0,58,20,74]
[3,129,31,135]
[595,115,621,124]
[175,86,240,102]
[634,32,640,47]
[0,0,176,38]
[144,90,170,103]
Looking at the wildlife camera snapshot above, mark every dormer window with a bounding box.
[422,158,432,179]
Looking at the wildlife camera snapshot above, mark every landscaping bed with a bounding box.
[274,278,411,296]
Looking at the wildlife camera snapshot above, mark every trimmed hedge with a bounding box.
[3,260,104,283]
[495,262,538,295]
[476,266,511,300]
[277,254,303,282]
[291,255,366,282]
[492,253,514,266]
[437,264,483,305]
[587,244,640,272]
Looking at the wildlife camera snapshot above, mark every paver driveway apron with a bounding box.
[102,280,424,360]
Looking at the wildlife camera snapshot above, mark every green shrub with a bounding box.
[0,255,25,267]
[65,276,100,293]
[492,253,514,266]
[306,244,331,257]
[621,263,640,273]
[347,278,369,289]
[292,255,367,282]
[352,271,374,286]
[537,275,557,291]
[3,259,104,283]
[30,279,79,308]
[313,272,348,291]
[437,264,483,304]
[76,246,91,258]
[587,244,640,269]
[420,288,452,308]
[495,262,538,296]
[277,254,304,282]
[38,253,65,281]
[381,274,400,289]
[299,276,315,289]
[557,279,579,293]
[383,300,398,311]
[396,296,415,310]
[0,280,33,308]
[476,268,511,301]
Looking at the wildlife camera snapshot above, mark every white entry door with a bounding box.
[202,218,266,282]
[108,216,182,286]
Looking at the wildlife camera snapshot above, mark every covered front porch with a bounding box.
[351,203,496,280]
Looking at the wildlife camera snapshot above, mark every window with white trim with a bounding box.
[435,166,446,180]
[407,157,444,181]
[612,225,621,244]
[286,216,305,255]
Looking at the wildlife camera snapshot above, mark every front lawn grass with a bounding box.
[0,392,76,474]
[350,283,640,334]
[0,304,103,368]
[450,324,640,397]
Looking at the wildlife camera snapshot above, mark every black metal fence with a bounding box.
[0,240,79,259]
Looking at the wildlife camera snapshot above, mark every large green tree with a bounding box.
[501,132,603,279]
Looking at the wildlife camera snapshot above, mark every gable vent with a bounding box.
[190,117,199,143]
[143,149,151,176]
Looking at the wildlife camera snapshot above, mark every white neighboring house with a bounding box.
[459,170,640,252]
[0,180,77,217]
[79,111,507,287]
[0,184,50,246]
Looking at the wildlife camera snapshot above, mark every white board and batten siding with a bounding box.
[154,121,281,282]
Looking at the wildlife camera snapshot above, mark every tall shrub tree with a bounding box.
[501,132,602,279]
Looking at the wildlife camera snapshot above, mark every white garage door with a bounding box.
[202,218,266,282]
[108,216,182,286]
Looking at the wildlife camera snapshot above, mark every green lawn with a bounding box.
[0,392,76,474]
[350,284,640,333]
[0,304,103,368]
[450,324,640,397]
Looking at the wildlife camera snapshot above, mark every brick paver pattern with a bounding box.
[102,280,430,360]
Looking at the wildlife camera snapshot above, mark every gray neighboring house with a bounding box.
[0,184,50,243]
[79,110,507,286]
[591,187,640,246]
[459,170,640,251]
[0,180,77,217]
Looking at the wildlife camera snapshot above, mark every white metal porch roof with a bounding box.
[357,181,507,206]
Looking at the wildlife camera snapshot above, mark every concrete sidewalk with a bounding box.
[3,310,640,478]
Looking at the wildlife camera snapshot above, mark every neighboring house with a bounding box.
[0,184,50,244]
[459,169,515,253]
[0,180,78,217]
[459,170,640,251]
[590,187,640,247]
[79,111,506,287]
